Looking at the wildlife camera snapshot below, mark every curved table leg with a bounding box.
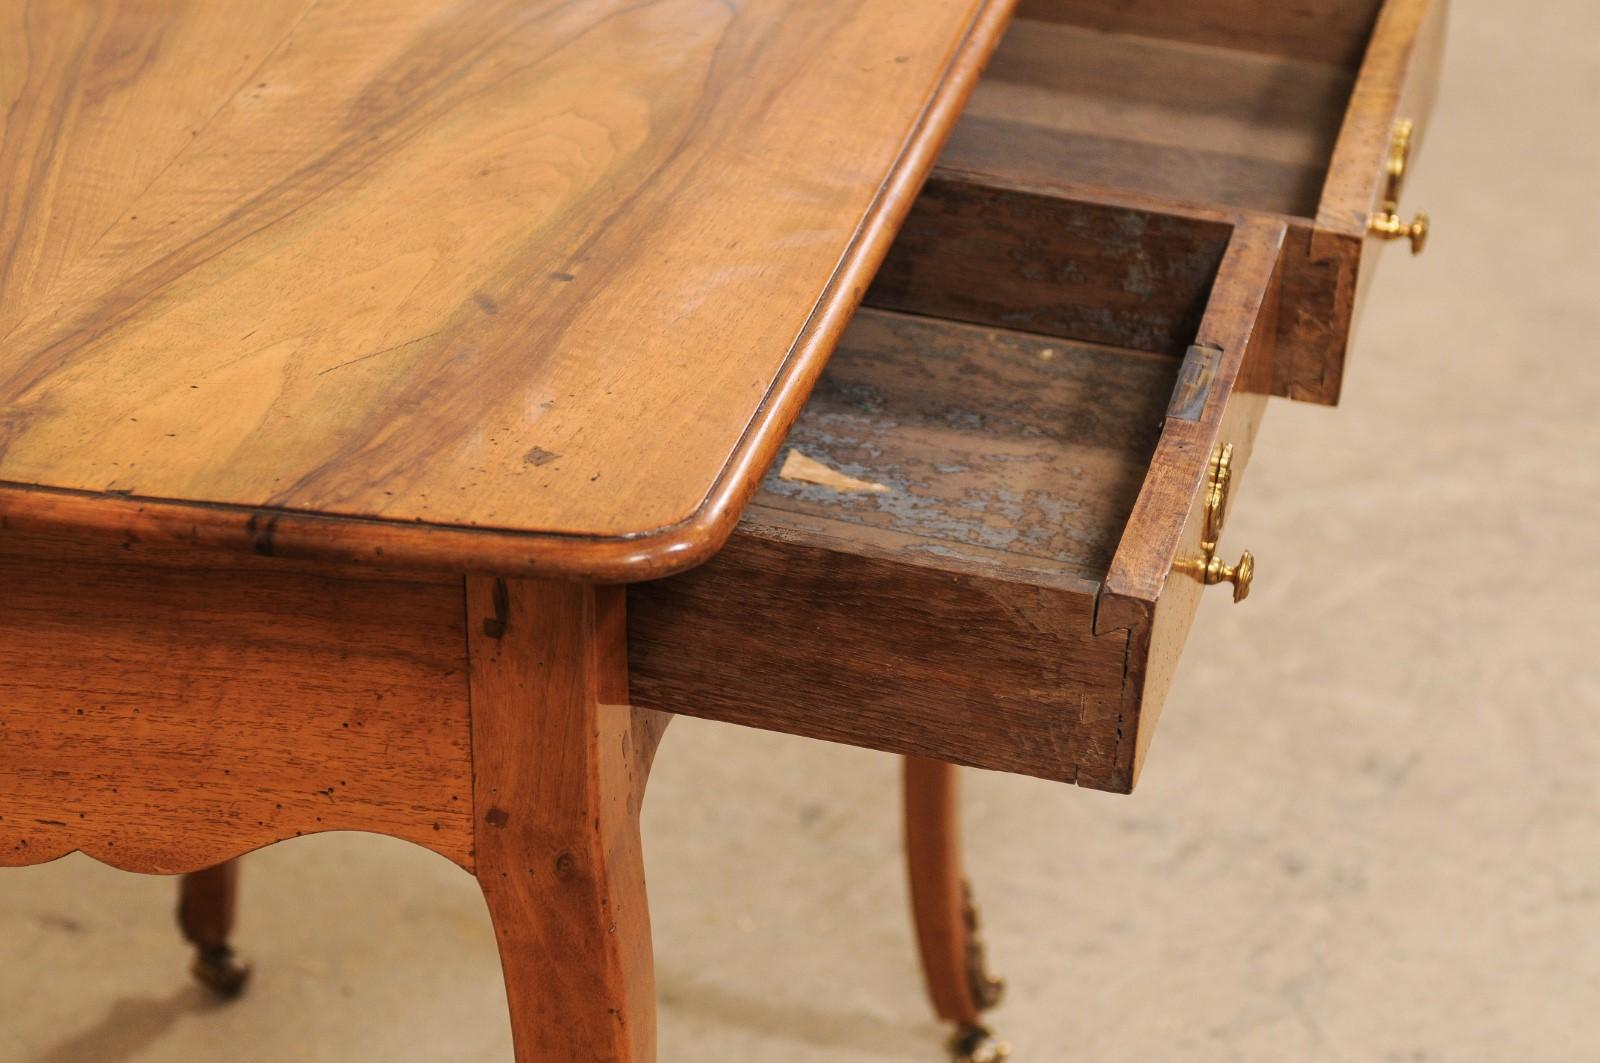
[904,757,1008,1063]
[177,860,251,997]
[468,577,669,1063]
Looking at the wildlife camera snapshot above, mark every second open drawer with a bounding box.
[867,0,1446,407]
[628,218,1284,794]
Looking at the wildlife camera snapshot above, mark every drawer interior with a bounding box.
[629,220,1284,794]
[628,1,1442,794]
[945,17,1361,220]
[746,310,1176,590]
[628,305,1172,794]
[869,0,1444,407]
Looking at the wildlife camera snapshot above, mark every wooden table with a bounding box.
[0,1,1446,1060]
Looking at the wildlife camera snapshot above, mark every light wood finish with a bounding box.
[468,577,670,1063]
[0,0,1015,580]
[872,0,1446,405]
[1,2,1446,1051]
[0,524,687,1054]
[0,530,474,874]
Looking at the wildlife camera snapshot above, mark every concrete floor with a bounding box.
[3,2,1596,1060]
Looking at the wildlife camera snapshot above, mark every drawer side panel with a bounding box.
[628,528,1133,790]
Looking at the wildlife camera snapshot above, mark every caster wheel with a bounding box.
[191,944,251,999]
[950,1023,1010,1063]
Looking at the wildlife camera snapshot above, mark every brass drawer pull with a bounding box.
[1202,442,1234,553]
[1369,118,1430,254]
[1178,549,1255,603]
[1182,442,1254,603]
[1200,550,1254,603]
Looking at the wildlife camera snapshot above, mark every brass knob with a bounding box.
[1369,209,1429,254]
[1369,118,1429,254]
[1204,550,1254,603]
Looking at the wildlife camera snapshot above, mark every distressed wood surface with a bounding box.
[1015,0,1384,66]
[884,0,1443,406]
[944,19,1357,218]
[1282,0,1448,403]
[633,224,1287,792]
[629,525,1131,788]
[1314,0,1449,243]
[0,530,475,874]
[629,309,1173,790]
[740,309,1177,583]
[1096,218,1285,787]
[868,177,1232,354]
[469,577,670,1063]
[0,0,1015,579]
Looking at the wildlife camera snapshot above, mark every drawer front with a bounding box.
[1276,0,1449,403]
[868,0,1447,407]
[1095,218,1285,787]
[1315,0,1449,245]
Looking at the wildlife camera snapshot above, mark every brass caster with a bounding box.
[190,944,251,999]
[950,1023,1011,1063]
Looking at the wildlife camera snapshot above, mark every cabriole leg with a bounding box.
[904,757,1008,1062]
[468,577,670,1063]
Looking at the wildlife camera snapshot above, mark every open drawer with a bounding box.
[866,0,1447,405]
[628,218,1284,794]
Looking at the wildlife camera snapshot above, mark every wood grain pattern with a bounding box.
[629,310,1173,789]
[904,758,988,1025]
[1314,0,1448,243]
[469,577,669,1063]
[630,525,1130,788]
[744,310,1179,581]
[1015,0,1384,66]
[0,530,474,874]
[630,224,1286,792]
[868,176,1232,354]
[943,19,1357,218]
[878,0,1443,406]
[0,0,1015,580]
[1096,217,1285,787]
[1279,0,1447,403]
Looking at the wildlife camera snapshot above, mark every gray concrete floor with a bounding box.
[3,2,1597,1060]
